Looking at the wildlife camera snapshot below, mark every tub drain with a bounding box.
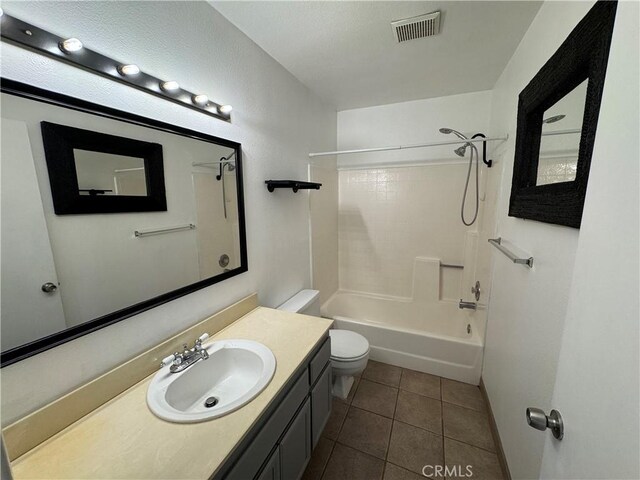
[204,396,219,408]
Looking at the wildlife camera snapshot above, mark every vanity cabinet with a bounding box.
[256,447,280,480]
[222,336,331,480]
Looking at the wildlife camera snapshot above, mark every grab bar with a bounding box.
[488,237,534,268]
[441,263,464,269]
[134,223,196,238]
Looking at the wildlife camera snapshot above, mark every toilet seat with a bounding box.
[329,330,369,360]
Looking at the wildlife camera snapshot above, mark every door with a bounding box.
[1,119,66,351]
[256,446,280,480]
[279,399,311,480]
[538,3,639,478]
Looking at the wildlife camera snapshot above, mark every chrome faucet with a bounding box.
[161,333,210,373]
[459,299,477,310]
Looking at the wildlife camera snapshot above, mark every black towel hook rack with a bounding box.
[472,133,492,168]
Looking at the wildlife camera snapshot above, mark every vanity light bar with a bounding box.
[0,12,232,121]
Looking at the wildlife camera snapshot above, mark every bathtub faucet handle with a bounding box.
[471,281,481,301]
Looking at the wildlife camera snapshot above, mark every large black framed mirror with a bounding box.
[0,78,248,366]
[509,1,617,228]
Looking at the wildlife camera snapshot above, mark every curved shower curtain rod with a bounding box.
[308,134,508,158]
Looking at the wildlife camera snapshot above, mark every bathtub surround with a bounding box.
[338,166,486,301]
[0,1,336,425]
[336,91,494,304]
[483,1,639,479]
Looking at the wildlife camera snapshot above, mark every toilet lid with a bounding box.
[329,330,369,360]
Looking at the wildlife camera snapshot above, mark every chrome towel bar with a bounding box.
[135,224,196,238]
[488,237,534,268]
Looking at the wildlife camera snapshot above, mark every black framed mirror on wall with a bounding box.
[41,122,168,214]
[0,79,248,366]
[509,0,617,228]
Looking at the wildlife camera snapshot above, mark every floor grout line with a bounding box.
[317,439,337,480]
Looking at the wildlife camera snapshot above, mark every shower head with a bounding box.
[440,127,471,156]
[439,127,468,141]
[454,145,468,157]
[543,114,565,124]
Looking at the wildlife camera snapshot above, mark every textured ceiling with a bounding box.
[211,1,542,110]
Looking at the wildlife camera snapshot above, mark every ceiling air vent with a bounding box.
[391,11,441,43]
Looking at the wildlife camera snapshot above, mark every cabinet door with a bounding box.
[279,399,311,480]
[256,446,280,480]
[311,363,332,448]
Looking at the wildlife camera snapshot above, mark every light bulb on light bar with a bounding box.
[59,38,83,53]
[0,8,4,17]
[117,64,140,76]
[218,105,233,115]
[160,80,179,92]
[192,94,209,106]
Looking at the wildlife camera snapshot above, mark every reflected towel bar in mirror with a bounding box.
[488,237,533,268]
[134,224,196,238]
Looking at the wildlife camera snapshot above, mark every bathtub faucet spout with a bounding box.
[459,299,477,310]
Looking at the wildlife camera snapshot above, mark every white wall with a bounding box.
[336,91,492,169]
[540,2,639,477]
[481,1,638,479]
[335,92,493,303]
[0,1,336,424]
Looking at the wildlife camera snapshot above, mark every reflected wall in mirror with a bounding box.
[0,80,247,365]
[536,79,588,186]
[75,151,147,196]
[509,1,617,228]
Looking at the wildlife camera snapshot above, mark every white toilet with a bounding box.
[278,289,370,399]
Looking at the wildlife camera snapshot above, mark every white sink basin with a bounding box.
[147,339,276,423]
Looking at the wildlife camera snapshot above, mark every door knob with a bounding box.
[526,407,564,440]
[41,282,58,293]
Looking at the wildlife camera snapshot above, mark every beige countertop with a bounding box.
[10,307,333,479]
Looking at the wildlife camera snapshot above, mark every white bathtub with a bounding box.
[321,291,484,384]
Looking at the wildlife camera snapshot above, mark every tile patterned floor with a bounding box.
[302,361,504,480]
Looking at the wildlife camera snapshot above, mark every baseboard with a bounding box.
[479,378,511,480]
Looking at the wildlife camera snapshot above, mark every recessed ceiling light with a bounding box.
[117,64,140,76]
[160,80,179,92]
[219,105,232,115]
[59,38,83,53]
[192,94,209,106]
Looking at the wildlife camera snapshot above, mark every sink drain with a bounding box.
[204,396,219,408]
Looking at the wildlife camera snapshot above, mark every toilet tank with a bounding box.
[277,289,321,317]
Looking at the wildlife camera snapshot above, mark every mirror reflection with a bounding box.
[74,150,148,196]
[536,79,588,185]
[1,91,245,354]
